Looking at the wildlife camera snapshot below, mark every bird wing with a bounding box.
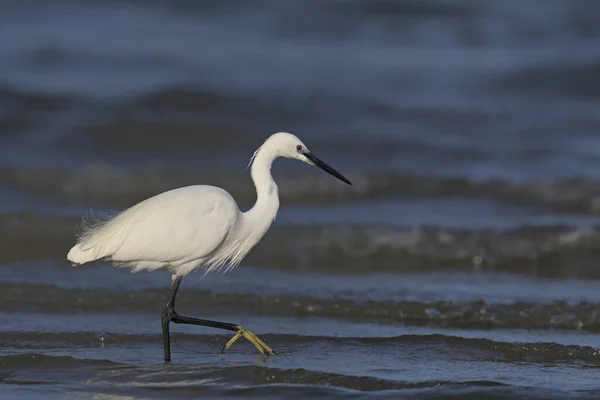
[79,186,239,265]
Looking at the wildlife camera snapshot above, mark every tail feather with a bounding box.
[68,209,119,266]
[66,244,98,266]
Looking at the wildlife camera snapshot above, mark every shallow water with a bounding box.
[2,0,600,398]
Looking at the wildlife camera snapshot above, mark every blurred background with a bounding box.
[2,0,600,398]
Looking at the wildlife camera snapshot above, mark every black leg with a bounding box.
[161,275,240,363]
[161,275,181,362]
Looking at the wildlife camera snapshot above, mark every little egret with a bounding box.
[66,132,351,361]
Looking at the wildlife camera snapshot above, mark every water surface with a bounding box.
[2,0,600,398]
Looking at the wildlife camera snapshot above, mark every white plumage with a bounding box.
[67,131,351,278]
[68,186,244,276]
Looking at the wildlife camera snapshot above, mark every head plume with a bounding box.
[247,139,268,170]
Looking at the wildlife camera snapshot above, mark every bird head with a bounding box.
[252,132,352,185]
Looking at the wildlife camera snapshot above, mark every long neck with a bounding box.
[244,148,280,225]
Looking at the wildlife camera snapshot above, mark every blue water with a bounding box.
[2,0,600,398]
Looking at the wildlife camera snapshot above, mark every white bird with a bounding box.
[66,132,351,362]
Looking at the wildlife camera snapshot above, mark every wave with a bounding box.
[0,352,504,395]
[166,366,505,392]
[3,211,600,277]
[0,353,591,399]
[0,85,75,111]
[4,164,600,215]
[70,119,265,158]
[3,331,599,364]
[3,283,600,333]
[490,61,600,99]
[0,353,119,371]
[0,85,76,137]
[332,0,472,19]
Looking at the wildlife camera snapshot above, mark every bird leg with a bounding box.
[161,275,276,362]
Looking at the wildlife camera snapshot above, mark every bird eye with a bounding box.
[296,145,302,152]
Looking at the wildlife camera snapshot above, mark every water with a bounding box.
[2,0,600,398]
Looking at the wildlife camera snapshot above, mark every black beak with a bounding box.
[304,152,352,185]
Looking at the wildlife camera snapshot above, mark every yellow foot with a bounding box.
[221,325,276,356]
